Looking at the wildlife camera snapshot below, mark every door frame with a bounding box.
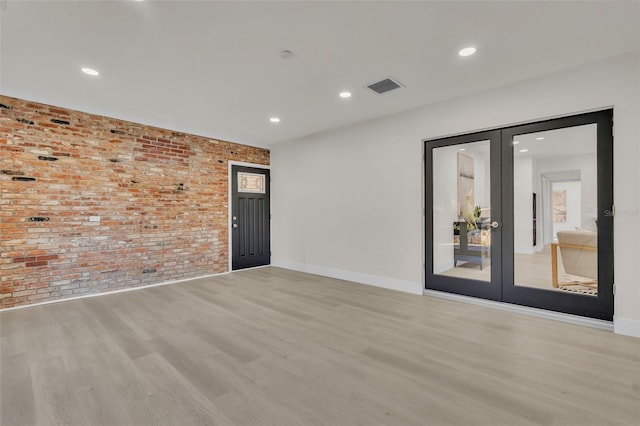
[500,110,613,320]
[228,161,271,272]
[423,109,614,320]
[424,130,503,301]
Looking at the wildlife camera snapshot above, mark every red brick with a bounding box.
[36,255,59,261]
[13,257,35,263]
[0,94,269,309]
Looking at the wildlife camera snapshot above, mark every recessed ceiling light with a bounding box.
[536,137,545,140]
[519,149,529,153]
[339,91,352,99]
[459,148,466,151]
[458,47,476,57]
[269,117,280,123]
[513,141,520,145]
[81,67,99,76]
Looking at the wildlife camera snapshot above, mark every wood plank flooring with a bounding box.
[1,267,639,426]
[440,249,578,292]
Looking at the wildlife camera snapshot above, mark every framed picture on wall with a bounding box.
[553,189,567,222]
[457,152,474,218]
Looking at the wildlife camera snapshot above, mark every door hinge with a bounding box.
[612,284,616,295]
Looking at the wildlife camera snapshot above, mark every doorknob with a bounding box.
[232,223,238,229]
[490,221,500,229]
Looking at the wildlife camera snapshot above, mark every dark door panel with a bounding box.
[500,110,613,320]
[232,166,270,270]
[425,110,614,321]
[424,130,502,301]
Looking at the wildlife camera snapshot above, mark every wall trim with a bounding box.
[271,259,423,295]
[424,289,615,332]
[613,317,640,338]
[271,260,630,335]
[0,272,228,313]
[4,261,636,339]
[227,161,271,272]
[228,161,272,170]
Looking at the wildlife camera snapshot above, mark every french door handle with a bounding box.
[490,221,501,229]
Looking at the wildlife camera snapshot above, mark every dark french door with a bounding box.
[231,165,270,270]
[424,110,613,320]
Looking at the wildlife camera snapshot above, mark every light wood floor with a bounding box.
[440,249,594,293]
[1,267,638,426]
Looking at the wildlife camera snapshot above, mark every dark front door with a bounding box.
[425,110,614,321]
[231,165,270,270]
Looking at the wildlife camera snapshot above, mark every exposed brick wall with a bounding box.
[0,95,269,308]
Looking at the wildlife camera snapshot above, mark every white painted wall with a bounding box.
[536,154,597,233]
[271,52,640,337]
[514,157,534,254]
[432,145,457,274]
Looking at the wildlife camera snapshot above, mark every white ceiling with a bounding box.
[514,124,597,159]
[1,1,638,148]
[453,123,597,160]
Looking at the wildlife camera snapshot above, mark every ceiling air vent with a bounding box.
[366,77,404,95]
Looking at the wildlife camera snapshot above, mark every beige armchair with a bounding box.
[551,230,597,288]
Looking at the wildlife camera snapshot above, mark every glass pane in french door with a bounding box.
[432,140,492,281]
[512,124,598,296]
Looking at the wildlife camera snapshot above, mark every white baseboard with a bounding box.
[613,317,640,338]
[271,260,637,338]
[271,259,423,295]
[425,289,615,332]
[0,272,228,313]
